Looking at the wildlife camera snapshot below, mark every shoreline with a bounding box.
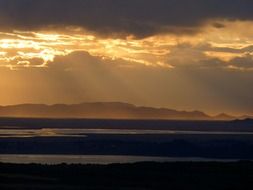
[0,154,245,165]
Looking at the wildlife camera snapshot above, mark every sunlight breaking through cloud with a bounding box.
[0,30,174,69]
[0,20,253,71]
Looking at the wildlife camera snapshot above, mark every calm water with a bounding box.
[1,128,253,138]
[0,154,239,164]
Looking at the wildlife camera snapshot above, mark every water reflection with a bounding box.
[1,128,253,138]
[0,154,238,165]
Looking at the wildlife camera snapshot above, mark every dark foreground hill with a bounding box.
[0,162,253,190]
[0,102,237,120]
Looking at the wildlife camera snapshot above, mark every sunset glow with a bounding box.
[0,20,253,71]
[0,0,252,115]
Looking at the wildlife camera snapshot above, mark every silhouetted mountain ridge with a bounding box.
[0,102,241,120]
[213,113,235,120]
[233,118,253,124]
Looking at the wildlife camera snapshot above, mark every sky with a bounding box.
[0,0,253,115]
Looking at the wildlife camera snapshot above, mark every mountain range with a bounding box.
[0,102,251,120]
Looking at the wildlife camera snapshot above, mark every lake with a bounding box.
[1,119,253,160]
[0,154,239,165]
[1,128,253,138]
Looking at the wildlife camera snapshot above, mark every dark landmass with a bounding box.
[0,102,241,120]
[234,118,253,125]
[0,117,252,131]
[1,162,253,190]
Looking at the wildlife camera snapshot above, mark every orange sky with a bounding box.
[0,1,253,115]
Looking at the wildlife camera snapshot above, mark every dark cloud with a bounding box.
[164,42,253,71]
[199,44,253,54]
[227,55,253,69]
[0,0,253,37]
[212,23,226,29]
[189,55,253,71]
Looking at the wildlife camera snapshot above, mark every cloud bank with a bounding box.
[1,0,253,37]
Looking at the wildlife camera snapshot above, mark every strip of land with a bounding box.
[0,162,253,190]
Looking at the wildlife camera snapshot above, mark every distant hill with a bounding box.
[238,115,253,120]
[233,118,253,125]
[212,113,235,121]
[0,102,238,120]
